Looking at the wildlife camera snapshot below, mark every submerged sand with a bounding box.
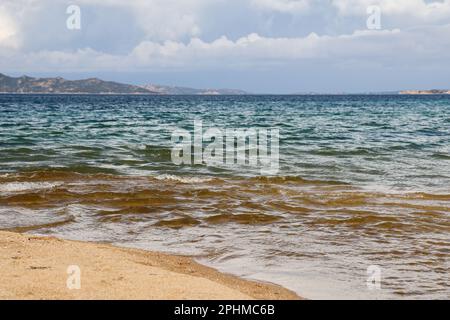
[0,231,299,300]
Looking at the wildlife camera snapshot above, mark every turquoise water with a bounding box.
[0,94,449,299]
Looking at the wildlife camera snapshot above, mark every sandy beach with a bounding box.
[0,231,299,300]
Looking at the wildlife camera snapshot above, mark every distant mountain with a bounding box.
[288,91,401,95]
[399,89,450,95]
[0,73,249,95]
[141,84,248,95]
[0,73,156,94]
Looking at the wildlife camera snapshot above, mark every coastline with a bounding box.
[0,231,300,300]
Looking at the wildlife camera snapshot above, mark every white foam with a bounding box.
[154,174,212,184]
[0,182,62,193]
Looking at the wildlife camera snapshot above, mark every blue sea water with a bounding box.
[0,94,449,190]
[0,94,449,299]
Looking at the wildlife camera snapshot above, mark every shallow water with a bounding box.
[0,94,449,299]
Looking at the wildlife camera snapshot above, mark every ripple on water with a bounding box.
[1,94,450,299]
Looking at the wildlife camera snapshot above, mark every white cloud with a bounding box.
[76,0,210,40]
[1,0,450,77]
[251,0,311,13]
[0,4,21,49]
[3,23,449,73]
[332,0,450,21]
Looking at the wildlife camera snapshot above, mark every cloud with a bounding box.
[127,25,449,68]
[0,4,21,49]
[1,0,450,87]
[76,0,210,41]
[251,0,311,13]
[332,0,450,21]
[3,23,450,74]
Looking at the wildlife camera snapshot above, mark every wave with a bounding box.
[154,174,213,184]
[0,181,62,193]
[249,175,350,186]
[2,216,75,233]
[153,216,200,229]
[204,213,281,225]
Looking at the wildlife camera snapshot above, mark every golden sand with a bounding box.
[0,231,299,300]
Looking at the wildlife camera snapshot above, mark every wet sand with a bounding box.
[0,231,299,300]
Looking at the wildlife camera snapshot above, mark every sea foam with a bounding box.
[154,174,212,184]
[0,182,62,193]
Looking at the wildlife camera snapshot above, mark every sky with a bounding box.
[0,0,450,93]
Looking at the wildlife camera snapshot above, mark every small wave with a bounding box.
[0,170,122,183]
[204,213,281,225]
[154,174,213,184]
[0,181,62,193]
[153,216,200,229]
[311,148,376,157]
[2,216,75,233]
[132,145,173,162]
[410,193,450,201]
[251,175,348,186]
[431,153,450,160]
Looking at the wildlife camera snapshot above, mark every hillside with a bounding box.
[0,73,156,94]
[142,84,248,95]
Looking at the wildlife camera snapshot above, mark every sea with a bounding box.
[0,94,449,299]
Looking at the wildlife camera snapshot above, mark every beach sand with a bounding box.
[0,231,299,300]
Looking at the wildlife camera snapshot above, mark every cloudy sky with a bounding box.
[1,0,450,93]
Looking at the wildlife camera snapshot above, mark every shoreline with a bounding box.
[0,231,300,300]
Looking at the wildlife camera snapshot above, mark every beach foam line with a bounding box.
[0,181,62,193]
[154,174,213,184]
